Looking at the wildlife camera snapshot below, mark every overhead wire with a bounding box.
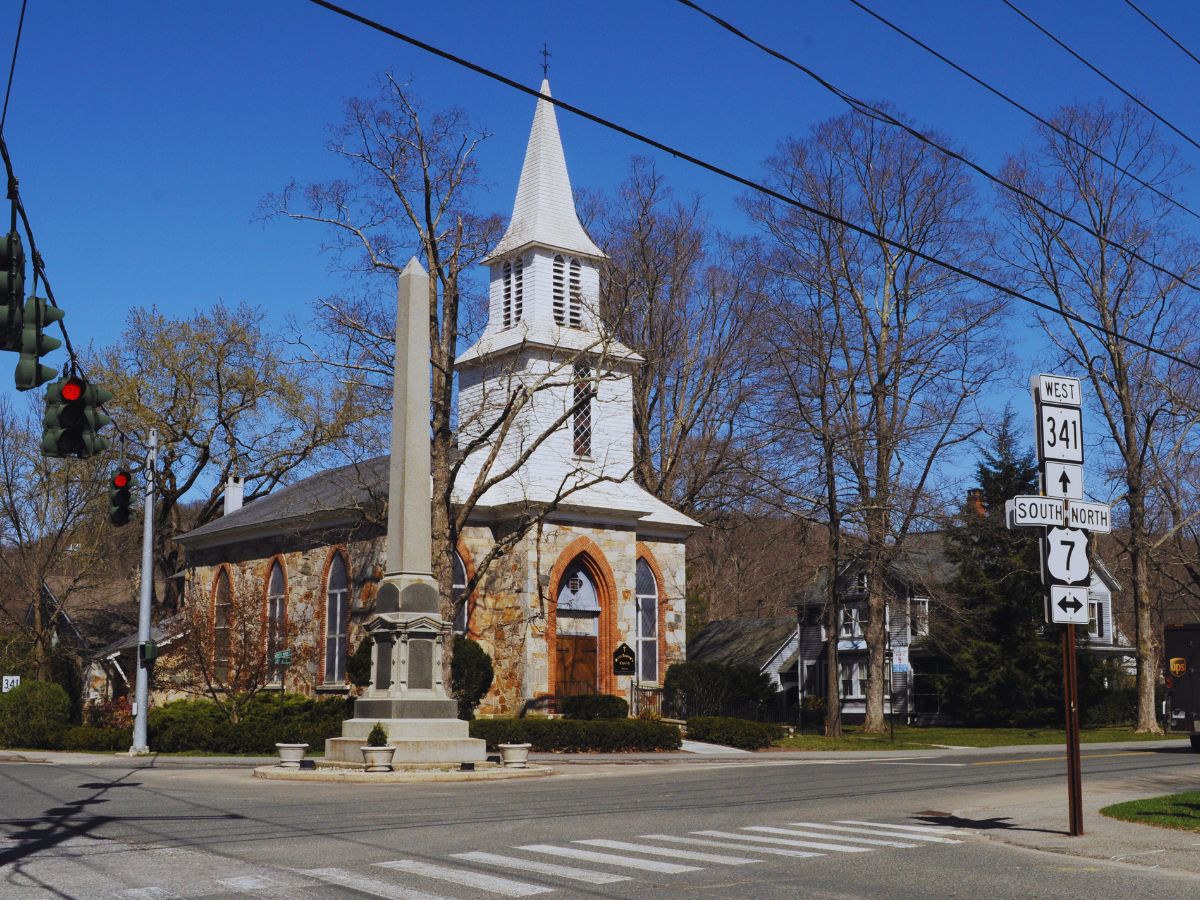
[843,0,1200,224]
[1120,0,1200,70]
[672,0,1200,295]
[1001,0,1200,154]
[0,0,26,135]
[304,0,1200,376]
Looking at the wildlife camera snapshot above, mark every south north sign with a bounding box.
[1007,496,1064,528]
[1066,501,1112,534]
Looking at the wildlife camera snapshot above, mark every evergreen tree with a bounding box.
[932,413,1064,726]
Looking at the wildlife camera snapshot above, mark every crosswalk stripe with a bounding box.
[693,830,873,854]
[376,860,553,896]
[791,822,962,844]
[115,890,179,899]
[453,851,631,885]
[576,838,759,865]
[218,874,317,896]
[517,844,701,874]
[303,867,453,900]
[836,820,973,836]
[639,834,823,859]
[744,826,917,848]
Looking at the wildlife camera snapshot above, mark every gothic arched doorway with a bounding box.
[555,560,601,696]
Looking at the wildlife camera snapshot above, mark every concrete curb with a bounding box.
[251,763,554,783]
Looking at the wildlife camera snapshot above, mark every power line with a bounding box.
[843,0,1200,224]
[304,0,1200,376]
[1121,0,1200,70]
[0,0,27,135]
[672,0,1200,296]
[1002,0,1200,154]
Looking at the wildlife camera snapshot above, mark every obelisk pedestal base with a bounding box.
[325,718,486,765]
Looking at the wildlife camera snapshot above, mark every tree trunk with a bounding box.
[1128,492,1162,733]
[862,560,888,733]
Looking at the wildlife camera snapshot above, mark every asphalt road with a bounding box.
[3,745,1199,899]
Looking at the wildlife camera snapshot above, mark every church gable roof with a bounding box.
[485,79,604,262]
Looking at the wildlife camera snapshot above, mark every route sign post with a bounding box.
[1005,373,1109,838]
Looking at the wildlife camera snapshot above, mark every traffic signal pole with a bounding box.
[129,429,156,755]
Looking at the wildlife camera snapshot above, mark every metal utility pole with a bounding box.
[129,429,157,755]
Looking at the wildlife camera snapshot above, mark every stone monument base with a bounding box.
[325,718,487,765]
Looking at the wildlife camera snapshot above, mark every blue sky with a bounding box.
[4,1,1199,456]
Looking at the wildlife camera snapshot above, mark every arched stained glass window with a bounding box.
[324,555,350,683]
[213,569,232,683]
[266,561,286,681]
[635,559,659,683]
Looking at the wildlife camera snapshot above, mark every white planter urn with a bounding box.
[361,745,397,772]
[274,743,309,768]
[497,742,532,768]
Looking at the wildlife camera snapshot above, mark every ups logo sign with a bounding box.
[1170,657,1188,677]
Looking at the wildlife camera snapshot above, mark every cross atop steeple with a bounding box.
[540,43,551,78]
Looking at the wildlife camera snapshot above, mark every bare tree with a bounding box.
[748,110,1004,733]
[590,157,760,518]
[998,100,1200,733]
[95,301,366,612]
[0,395,115,681]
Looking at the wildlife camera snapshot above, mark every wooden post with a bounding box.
[1062,624,1084,836]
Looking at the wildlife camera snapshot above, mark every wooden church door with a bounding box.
[556,561,601,696]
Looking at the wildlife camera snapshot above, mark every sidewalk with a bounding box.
[2,736,1191,768]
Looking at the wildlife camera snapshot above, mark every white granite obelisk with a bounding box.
[326,259,485,765]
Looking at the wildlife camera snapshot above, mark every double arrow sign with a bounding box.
[1004,375,1112,626]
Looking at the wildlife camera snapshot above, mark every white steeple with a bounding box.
[485,79,604,262]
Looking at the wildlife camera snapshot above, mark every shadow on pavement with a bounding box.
[910,812,1064,836]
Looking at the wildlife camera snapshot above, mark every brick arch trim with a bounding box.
[546,536,619,696]
[316,546,352,685]
[636,543,669,684]
[455,538,480,640]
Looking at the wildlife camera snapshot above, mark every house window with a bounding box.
[636,558,659,683]
[553,255,566,325]
[840,660,865,699]
[572,364,594,457]
[324,554,350,684]
[839,603,865,638]
[1088,600,1105,640]
[911,598,930,638]
[451,552,469,635]
[266,561,286,681]
[568,258,582,327]
[213,569,232,683]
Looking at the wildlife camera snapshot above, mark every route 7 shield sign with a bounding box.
[1042,526,1090,586]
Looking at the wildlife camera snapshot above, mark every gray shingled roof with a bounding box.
[687,616,798,671]
[177,455,390,547]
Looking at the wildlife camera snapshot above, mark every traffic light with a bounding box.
[109,469,133,526]
[0,231,23,351]
[15,295,63,391]
[42,375,113,458]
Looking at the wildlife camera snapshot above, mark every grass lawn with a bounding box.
[772,724,1185,751]
[1101,793,1200,832]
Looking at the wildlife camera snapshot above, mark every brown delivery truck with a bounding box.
[1164,624,1200,751]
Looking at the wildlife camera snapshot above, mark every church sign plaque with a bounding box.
[613,642,636,676]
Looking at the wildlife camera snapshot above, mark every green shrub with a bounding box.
[470,717,680,752]
[561,693,628,720]
[60,726,132,752]
[347,639,373,688]
[663,661,779,719]
[0,680,72,749]
[1082,686,1138,727]
[451,636,494,720]
[147,694,350,753]
[687,716,784,751]
[367,722,388,746]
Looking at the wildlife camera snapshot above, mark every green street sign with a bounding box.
[273,649,293,666]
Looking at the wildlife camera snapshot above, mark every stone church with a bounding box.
[176,80,699,715]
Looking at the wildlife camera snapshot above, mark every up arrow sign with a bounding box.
[1043,461,1084,500]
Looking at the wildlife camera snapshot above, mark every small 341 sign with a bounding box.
[1,675,20,693]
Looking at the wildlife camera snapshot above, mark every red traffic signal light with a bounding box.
[61,377,84,402]
[112,471,130,490]
[109,469,133,526]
